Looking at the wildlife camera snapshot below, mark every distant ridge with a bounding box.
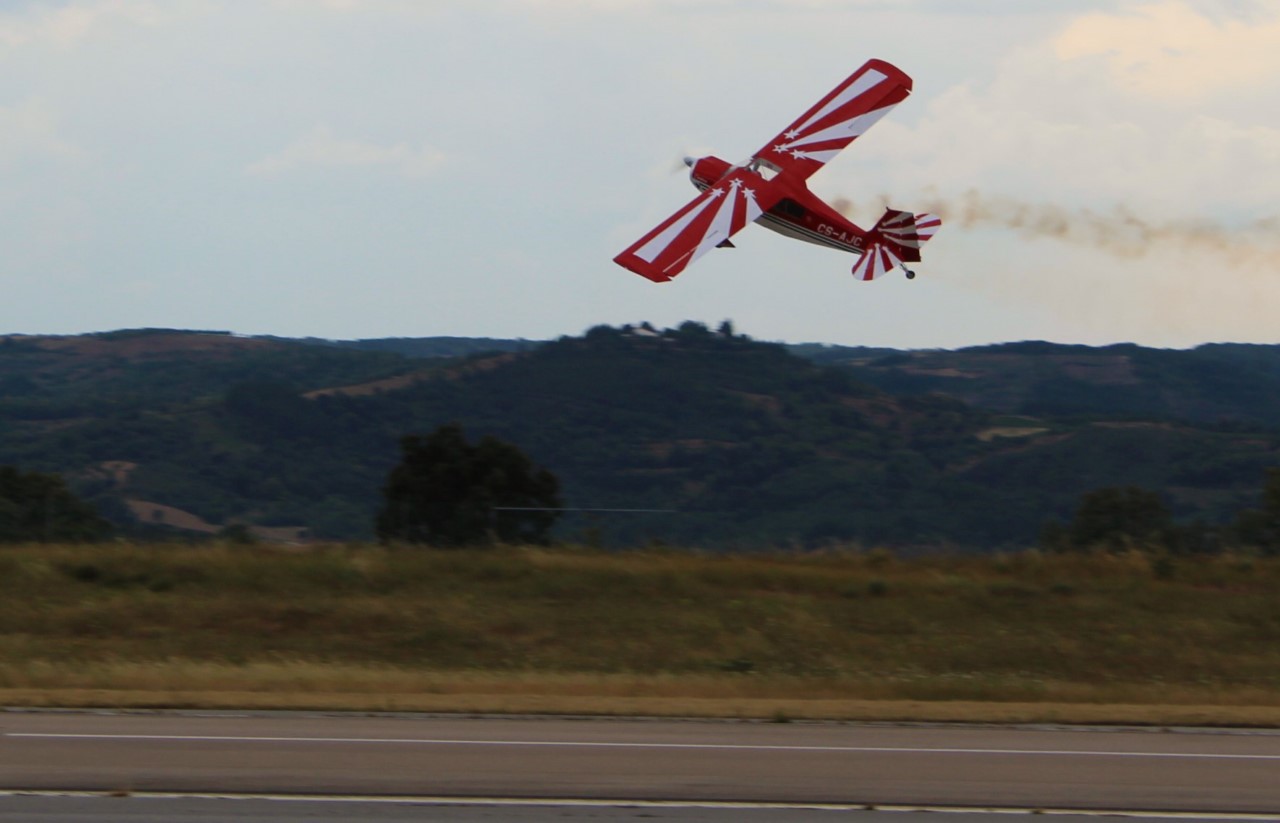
[275,335,538,359]
[1,324,1278,547]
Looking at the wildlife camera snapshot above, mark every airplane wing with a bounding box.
[613,169,784,283]
[752,59,912,182]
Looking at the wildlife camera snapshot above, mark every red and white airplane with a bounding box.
[614,59,940,283]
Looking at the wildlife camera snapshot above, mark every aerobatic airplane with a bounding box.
[614,59,940,283]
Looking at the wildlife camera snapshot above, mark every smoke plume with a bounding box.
[835,190,1280,264]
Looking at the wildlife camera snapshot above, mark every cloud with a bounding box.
[0,0,194,49]
[823,3,1280,218]
[247,127,447,179]
[266,0,441,14]
[0,100,83,169]
[1054,1,1280,99]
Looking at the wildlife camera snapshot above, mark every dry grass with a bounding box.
[2,542,1278,724]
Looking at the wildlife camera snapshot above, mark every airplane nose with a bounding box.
[683,156,695,168]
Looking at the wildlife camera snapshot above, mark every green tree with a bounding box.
[1233,467,1280,555]
[1059,485,1172,552]
[376,423,562,546]
[0,466,112,543]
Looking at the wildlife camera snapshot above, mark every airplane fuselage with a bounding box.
[686,155,870,256]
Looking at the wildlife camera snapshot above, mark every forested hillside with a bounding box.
[801,341,1280,426]
[1,326,1278,547]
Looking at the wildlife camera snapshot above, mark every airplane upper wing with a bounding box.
[752,59,912,182]
[613,168,784,283]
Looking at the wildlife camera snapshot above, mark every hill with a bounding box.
[305,333,1280,429]
[1,326,1278,547]
[320,334,1280,427]
[273,334,537,359]
[799,341,1280,426]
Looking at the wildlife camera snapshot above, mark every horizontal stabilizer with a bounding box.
[851,242,903,281]
[913,212,942,244]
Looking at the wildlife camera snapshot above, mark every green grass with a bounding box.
[1,542,1279,721]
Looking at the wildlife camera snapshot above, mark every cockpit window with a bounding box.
[748,159,781,181]
[775,198,804,218]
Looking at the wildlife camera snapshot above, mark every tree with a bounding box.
[1057,485,1172,552]
[376,423,562,546]
[0,466,112,543]
[1233,467,1280,555]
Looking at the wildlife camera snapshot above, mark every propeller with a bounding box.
[671,155,697,174]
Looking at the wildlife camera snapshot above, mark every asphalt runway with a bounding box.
[4,794,1278,823]
[2,711,1279,814]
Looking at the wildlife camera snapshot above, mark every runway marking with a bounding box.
[2,791,1280,819]
[8,733,1280,760]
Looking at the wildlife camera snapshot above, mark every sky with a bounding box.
[2,0,1279,349]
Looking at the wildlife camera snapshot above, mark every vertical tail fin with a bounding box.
[874,209,941,254]
[851,209,941,281]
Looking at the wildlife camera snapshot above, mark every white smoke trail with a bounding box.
[834,190,1280,264]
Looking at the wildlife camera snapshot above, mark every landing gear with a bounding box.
[903,267,916,280]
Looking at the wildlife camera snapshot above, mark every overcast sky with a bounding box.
[3,0,1278,349]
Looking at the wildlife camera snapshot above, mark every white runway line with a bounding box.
[7,733,1280,760]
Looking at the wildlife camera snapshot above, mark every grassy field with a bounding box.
[2,542,1279,725]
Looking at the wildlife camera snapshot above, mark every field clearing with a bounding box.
[2,543,1278,725]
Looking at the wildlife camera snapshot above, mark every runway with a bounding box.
[6,794,1280,823]
[2,710,1279,814]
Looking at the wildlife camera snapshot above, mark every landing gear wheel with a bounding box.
[904,268,916,280]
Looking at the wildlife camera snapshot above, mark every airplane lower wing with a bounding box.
[613,169,783,283]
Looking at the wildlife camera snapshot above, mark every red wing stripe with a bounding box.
[615,170,787,282]
[691,184,740,263]
[633,193,720,264]
[788,69,888,137]
[782,104,896,153]
[754,59,913,183]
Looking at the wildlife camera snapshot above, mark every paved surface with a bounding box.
[2,711,1279,813]
[4,794,1278,822]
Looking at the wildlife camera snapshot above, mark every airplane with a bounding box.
[614,59,940,283]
